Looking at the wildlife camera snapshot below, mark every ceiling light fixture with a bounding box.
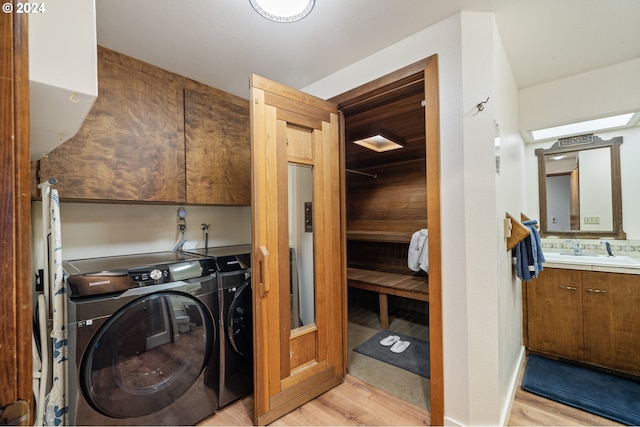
[530,112,635,141]
[249,0,315,23]
[352,129,405,153]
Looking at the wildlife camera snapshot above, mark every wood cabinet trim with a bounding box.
[1,6,33,415]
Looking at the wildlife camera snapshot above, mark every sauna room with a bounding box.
[338,69,431,409]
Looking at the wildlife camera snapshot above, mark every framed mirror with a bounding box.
[535,134,625,239]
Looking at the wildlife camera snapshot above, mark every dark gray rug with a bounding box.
[353,330,430,378]
[522,355,640,426]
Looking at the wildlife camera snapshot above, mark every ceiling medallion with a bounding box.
[249,0,315,23]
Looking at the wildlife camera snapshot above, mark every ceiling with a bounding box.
[96,0,640,100]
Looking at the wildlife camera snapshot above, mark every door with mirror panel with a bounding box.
[250,74,345,425]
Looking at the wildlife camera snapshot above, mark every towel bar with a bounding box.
[506,212,533,251]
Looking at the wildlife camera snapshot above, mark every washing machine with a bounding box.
[64,251,219,426]
[185,245,253,408]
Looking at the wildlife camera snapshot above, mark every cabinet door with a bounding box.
[184,87,250,205]
[583,271,640,376]
[250,75,344,425]
[38,47,185,203]
[527,268,584,361]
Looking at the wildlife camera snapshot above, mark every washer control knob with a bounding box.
[150,269,163,281]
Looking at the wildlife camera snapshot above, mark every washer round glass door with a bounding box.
[227,279,252,358]
[80,292,214,419]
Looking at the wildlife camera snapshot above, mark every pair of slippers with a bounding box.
[379,334,411,353]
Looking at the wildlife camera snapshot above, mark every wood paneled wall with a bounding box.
[346,158,427,241]
[347,241,412,274]
[346,157,427,277]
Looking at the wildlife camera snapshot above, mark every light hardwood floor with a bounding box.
[198,374,430,426]
[199,292,624,426]
[199,360,623,427]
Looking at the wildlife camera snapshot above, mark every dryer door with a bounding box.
[80,292,214,419]
[227,278,252,358]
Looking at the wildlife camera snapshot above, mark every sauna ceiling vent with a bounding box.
[352,129,405,153]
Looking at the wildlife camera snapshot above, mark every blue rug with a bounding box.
[353,330,429,378]
[522,354,640,425]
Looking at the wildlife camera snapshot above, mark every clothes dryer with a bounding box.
[64,251,219,426]
[185,245,253,407]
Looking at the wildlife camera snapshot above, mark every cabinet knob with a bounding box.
[586,288,607,294]
[559,285,577,291]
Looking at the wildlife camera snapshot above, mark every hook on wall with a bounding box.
[476,97,490,112]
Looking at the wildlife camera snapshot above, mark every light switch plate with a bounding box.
[584,216,600,224]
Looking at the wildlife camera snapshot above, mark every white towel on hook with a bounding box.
[418,232,429,273]
[408,229,428,272]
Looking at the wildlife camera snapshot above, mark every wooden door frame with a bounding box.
[330,55,443,425]
[1,5,33,420]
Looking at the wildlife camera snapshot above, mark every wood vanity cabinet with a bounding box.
[525,268,640,377]
[35,47,251,205]
[526,268,584,361]
[582,271,640,376]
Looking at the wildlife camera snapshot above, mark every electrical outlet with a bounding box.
[584,216,600,224]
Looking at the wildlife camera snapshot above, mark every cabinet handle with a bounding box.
[586,288,607,294]
[558,285,577,291]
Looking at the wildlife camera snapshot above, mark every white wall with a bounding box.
[519,58,640,136]
[305,11,524,426]
[491,15,528,426]
[32,202,251,269]
[460,12,500,426]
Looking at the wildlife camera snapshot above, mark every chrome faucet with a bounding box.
[567,239,582,256]
[601,240,615,257]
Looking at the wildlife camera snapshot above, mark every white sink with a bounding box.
[544,252,640,267]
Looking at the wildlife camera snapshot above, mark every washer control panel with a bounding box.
[128,266,171,285]
[64,252,217,298]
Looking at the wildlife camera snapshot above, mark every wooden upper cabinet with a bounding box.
[35,47,252,205]
[38,47,185,203]
[184,85,250,205]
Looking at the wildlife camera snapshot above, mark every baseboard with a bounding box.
[442,346,526,426]
[443,415,464,426]
[499,346,526,426]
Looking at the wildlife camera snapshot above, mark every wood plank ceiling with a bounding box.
[343,78,426,170]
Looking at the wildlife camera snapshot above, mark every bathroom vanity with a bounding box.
[523,254,640,377]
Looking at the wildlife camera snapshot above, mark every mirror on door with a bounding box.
[288,163,315,331]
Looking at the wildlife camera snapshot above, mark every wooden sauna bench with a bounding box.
[347,267,428,329]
